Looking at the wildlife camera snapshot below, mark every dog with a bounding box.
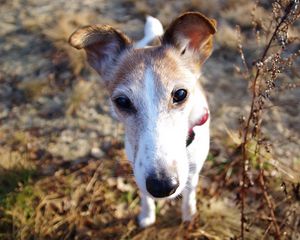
[69,12,216,228]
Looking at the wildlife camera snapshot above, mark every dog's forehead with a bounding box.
[109,47,187,94]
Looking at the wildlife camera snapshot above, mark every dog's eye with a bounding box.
[173,89,188,103]
[114,96,134,111]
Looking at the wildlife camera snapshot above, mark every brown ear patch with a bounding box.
[162,12,217,69]
[68,25,132,82]
[68,25,131,50]
[163,12,216,50]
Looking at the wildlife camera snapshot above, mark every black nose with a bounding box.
[146,173,179,198]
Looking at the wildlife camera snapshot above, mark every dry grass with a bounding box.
[2,137,293,240]
[223,2,270,27]
[0,0,299,239]
[42,12,92,75]
[0,145,246,240]
[43,10,127,76]
[215,24,240,49]
[0,131,34,170]
[66,79,94,116]
[18,78,50,101]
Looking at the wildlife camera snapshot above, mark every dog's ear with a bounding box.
[69,25,131,82]
[162,12,216,73]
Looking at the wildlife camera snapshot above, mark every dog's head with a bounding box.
[69,12,216,199]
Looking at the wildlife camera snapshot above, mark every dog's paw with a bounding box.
[138,212,156,228]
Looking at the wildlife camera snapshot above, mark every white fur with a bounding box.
[121,68,210,227]
[134,68,158,195]
[133,68,189,197]
[138,194,156,227]
[135,16,164,48]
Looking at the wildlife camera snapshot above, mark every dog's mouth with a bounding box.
[186,107,209,147]
[186,130,195,147]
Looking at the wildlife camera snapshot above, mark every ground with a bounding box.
[0,0,299,239]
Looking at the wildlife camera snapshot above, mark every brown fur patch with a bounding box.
[69,25,131,50]
[109,47,190,94]
[163,12,216,48]
[163,12,217,68]
[69,24,132,82]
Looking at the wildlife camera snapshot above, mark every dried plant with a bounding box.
[237,0,300,239]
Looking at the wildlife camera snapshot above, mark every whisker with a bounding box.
[175,194,183,201]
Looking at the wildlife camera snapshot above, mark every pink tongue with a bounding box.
[186,108,209,147]
[195,108,209,126]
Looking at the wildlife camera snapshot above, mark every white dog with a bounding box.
[69,12,216,227]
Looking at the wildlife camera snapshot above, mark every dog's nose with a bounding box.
[146,173,179,198]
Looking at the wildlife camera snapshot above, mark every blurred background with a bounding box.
[0,0,299,239]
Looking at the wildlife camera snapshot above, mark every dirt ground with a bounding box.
[0,0,299,239]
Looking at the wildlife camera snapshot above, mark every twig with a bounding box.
[86,161,103,192]
[258,169,281,237]
[262,222,273,239]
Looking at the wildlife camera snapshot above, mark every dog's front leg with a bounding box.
[181,172,199,222]
[138,193,156,228]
